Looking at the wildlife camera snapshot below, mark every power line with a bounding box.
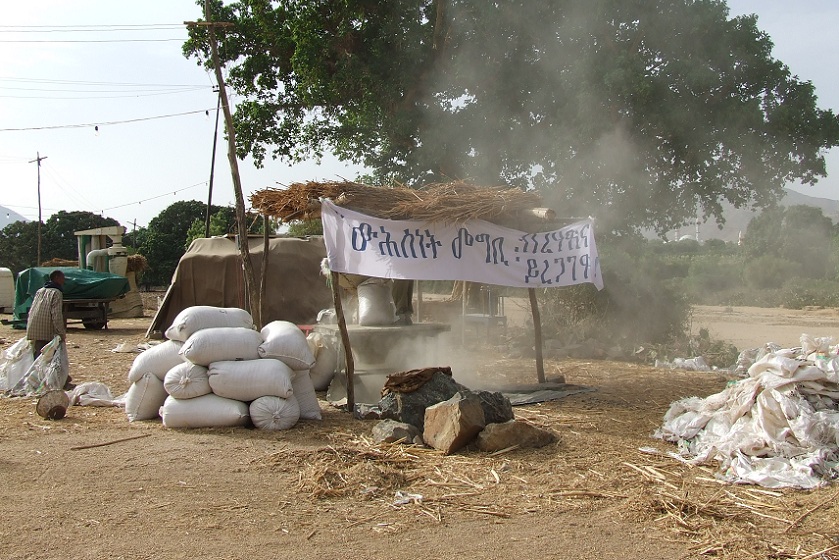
[0,108,217,131]
[0,23,183,29]
[0,77,208,87]
[0,86,206,93]
[0,91,208,100]
[0,25,183,33]
[100,181,208,212]
[0,38,185,43]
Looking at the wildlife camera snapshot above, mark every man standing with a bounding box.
[26,269,66,358]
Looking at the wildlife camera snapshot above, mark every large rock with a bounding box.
[378,370,513,431]
[371,419,421,444]
[423,392,486,454]
[379,371,467,430]
[476,420,557,452]
[474,390,514,424]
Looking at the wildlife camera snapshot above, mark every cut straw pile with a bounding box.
[249,180,543,223]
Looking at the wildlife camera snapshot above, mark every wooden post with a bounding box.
[259,214,269,329]
[331,271,355,412]
[415,280,422,323]
[200,0,261,327]
[29,152,47,266]
[529,288,546,383]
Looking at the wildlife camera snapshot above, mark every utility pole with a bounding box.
[205,86,222,238]
[29,152,47,266]
[186,4,261,327]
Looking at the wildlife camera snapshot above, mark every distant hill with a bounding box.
[0,205,28,229]
[664,189,839,243]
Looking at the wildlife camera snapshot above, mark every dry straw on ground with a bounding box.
[250,180,544,223]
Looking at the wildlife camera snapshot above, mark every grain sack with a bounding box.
[163,362,211,399]
[258,320,315,370]
[127,340,184,383]
[249,395,300,431]
[357,278,397,326]
[208,359,294,401]
[0,338,34,392]
[180,327,262,366]
[307,332,337,391]
[160,394,249,428]
[125,373,168,421]
[291,369,322,420]
[165,306,254,342]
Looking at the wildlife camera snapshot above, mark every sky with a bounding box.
[1,1,838,231]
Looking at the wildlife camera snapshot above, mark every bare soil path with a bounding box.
[1,308,838,560]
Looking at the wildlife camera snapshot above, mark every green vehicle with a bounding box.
[12,267,130,330]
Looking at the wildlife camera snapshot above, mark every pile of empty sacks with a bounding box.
[124,306,332,430]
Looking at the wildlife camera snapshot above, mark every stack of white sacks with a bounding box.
[124,306,324,430]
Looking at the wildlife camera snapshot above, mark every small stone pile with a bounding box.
[124,306,322,430]
[370,368,556,454]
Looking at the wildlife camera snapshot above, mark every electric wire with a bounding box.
[100,181,208,212]
[0,108,217,131]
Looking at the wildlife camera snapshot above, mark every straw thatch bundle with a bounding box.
[250,180,544,224]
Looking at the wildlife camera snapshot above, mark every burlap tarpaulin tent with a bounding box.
[147,236,332,338]
[250,180,604,410]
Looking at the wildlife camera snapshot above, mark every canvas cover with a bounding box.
[148,236,332,337]
[13,267,130,325]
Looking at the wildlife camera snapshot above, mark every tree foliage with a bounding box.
[0,211,120,275]
[45,211,120,262]
[743,204,837,279]
[138,200,208,286]
[186,0,839,234]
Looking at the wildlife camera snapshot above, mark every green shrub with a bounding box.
[743,255,800,290]
[779,278,839,309]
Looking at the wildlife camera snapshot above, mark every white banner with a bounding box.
[321,200,603,290]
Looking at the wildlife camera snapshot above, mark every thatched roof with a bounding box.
[250,180,548,224]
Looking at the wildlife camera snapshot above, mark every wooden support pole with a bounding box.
[528,288,546,384]
[259,214,269,329]
[331,271,355,412]
[200,0,261,328]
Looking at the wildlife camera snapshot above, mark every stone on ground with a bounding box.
[423,392,486,454]
[371,419,421,444]
[476,419,557,452]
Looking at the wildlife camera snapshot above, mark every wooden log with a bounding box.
[331,271,355,412]
[528,288,546,384]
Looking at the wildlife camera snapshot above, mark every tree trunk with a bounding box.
[204,0,261,327]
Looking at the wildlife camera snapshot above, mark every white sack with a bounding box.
[128,340,184,383]
[160,393,249,428]
[656,333,839,488]
[180,327,262,366]
[258,320,315,370]
[125,373,168,421]
[307,332,337,391]
[291,369,322,420]
[164,362,211,400]
[357,278,397,326]
[0,338,34,392]
[208,359,294,401]
[249,395,300,431]
[165,306,254,342]
[10,336,69,396]
[69,381,125,407]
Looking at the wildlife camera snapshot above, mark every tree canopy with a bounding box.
[0,211,119,275]
[186,0,839,233]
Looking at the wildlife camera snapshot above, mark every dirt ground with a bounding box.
[2,305,839,560]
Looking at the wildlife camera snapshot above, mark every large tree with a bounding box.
[186,0,839,233]
[44,210,121,261]
[0,211,120,275]
[138,200,208,286]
